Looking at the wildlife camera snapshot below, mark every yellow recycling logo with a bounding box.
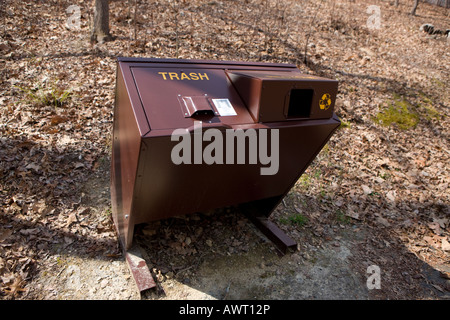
[319,93,332,110]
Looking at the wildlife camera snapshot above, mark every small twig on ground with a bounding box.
[304,0,325,65]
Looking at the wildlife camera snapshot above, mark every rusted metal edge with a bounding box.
[246,213,297,255]
[124,243,156,294]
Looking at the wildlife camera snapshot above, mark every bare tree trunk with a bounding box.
[91,0,113,43]
[410,0,419,15]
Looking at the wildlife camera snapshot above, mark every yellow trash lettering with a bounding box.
[158,72,168,80]
[158,72,209,80]
[180,73,190,80]
[169,72,180,80]
[198,73,209,80]
[189,72,199,80]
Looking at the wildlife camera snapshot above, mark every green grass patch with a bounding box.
[314,169,322,179]
[321,143,330,156]
[339,120,352,129]
[423,104,441,120]
[280,213,308,227]
[335,210,350,224]
[16,81,72,109]
[298,174,312,189]
[431,77,445,88]
[374,94,419,130]
[417,92,441,121]
[379,171,390,180]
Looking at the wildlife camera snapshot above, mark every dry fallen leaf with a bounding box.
[362,185,372,195]
[386,190,396,202]
[74,162,85,169]
[428,222,442,235]
[345,210,360,220]
[0,229,13,242]
[4,275,27,298]
[64,236,74,245]
[51,115,68,125]
[441,238,450,251]
[25,163,40,171]
[19,228,39,236]
[376,216,391,227]
[433,217,448,229]
[66,212,78,227]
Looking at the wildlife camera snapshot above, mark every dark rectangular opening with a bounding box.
[287,89,313,118]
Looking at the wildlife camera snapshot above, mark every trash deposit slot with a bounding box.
[179,95,217,118]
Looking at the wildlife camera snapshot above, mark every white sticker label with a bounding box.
[212,98,237,116]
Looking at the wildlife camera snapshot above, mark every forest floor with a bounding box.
[0,0,449,300]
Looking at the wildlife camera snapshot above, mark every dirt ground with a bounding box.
[22,157,449,300]
[1,0,449,300]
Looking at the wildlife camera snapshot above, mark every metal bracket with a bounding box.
[245,213,297,255]
[124,243,156,294]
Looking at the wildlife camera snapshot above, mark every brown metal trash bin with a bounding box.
[111,57,340,261]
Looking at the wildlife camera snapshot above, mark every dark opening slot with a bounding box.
[287,89,313,118]
[191,109,215,117]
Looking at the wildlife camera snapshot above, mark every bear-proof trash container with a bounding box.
[111,58,340,289]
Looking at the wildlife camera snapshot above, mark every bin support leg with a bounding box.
[124,243,156,293]
[246,213,297,255]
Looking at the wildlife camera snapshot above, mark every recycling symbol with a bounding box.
[319,93,332,110]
